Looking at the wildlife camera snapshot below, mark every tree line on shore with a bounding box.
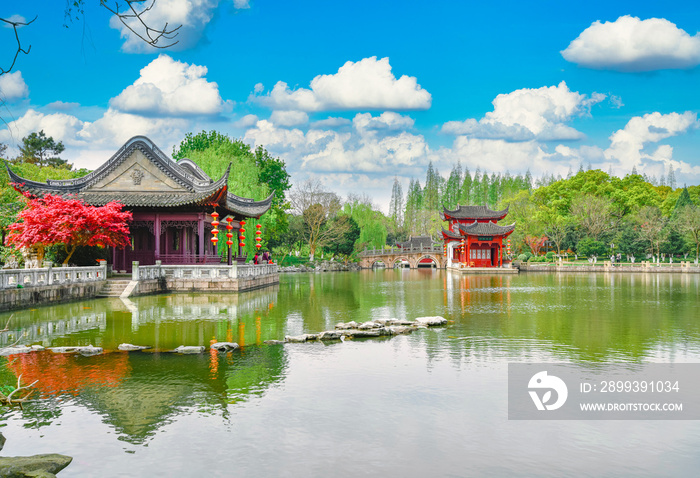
[2,130,700,265]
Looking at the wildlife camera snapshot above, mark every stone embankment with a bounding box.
[279,261,362,273]
[284,316,448,342]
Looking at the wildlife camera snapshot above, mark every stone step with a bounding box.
[97,279,132,297]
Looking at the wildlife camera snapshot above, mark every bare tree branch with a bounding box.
[0,16,37,75]
[100,0,181,49]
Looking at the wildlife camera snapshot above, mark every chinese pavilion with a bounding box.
[7,136,273,272]
[440,205,515,267]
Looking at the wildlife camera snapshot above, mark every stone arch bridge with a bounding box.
[358,245,446,269]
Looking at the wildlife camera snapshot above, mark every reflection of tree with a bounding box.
[6,347,287,444]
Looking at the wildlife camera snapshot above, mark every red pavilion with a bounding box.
[441,205,515,268]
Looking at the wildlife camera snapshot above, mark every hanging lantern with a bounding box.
[240,220,246,226]
[255,244,262,249]
[225,217,234,246]
[211,211,220,244]
[239,242,246,247]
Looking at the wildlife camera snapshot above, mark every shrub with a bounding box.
[517,253,528,261]
[546,251,555,261]
[577,238,607,258]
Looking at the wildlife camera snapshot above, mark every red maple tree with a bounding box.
[524,235,548,256]
[5,193,132,264]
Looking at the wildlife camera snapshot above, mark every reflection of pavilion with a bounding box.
[0,301,108,347]
[8,345,287,444]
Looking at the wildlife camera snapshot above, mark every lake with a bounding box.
[2,270,700,477]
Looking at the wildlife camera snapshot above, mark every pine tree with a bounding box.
[667,164,677,190]
[388,177,404,231]
[460,167,472,205]
[424,161,440,211]
[471,168,482,204]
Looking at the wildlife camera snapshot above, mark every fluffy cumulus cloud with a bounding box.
[110,54,226,117]
[562,16,700,72]
[0,71,29,101]
[0,108,187,169]
[244,112,428,175]
[109,0,250,52]
[269,110,309,127]
[0,109,84,147]
[252,57,431,111]
[604,111,700,175]
[442,82,604,141]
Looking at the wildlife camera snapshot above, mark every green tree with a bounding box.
[323,215,360,257]
[673,205,700,259]
[577,237,607,258]
[637,206,667,258]
[172,131,290,259]
[16,131,69,169]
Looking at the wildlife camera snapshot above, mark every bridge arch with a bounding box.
[416,254,440,268]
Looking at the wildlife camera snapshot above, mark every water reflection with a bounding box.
[1,271,700,455]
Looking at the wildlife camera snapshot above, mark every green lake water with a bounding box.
[1,270,700,477]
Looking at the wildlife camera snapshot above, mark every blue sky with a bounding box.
[1,0,699,210]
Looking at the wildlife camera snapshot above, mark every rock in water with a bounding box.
[172,345,205,354]
[0,346,33,356]
[284,334,318,343]
[414,316,448,326]
[210,342,239,352]
[0,454,73,477]
[78,345,103,356]
[263,340,285,345]
[118,344,151,351]
[317,330,344,341]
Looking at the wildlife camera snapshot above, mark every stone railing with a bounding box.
[132,261,278,281]
[360,244,443,256]
[0,262,108,290]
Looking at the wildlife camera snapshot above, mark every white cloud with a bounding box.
[2,15,27,26]
[269,110,309,127]
[0,108,187,169]
[0,71,29,101]
[78,109,189,148]
[604,111,699,173]
[0,109,84,147]
[233,114,259,128]
[442,82,603,141]
[310,117,352,128]
[252,57,431,111]
[244,113,428,175]
[353,112,414,131]
[107,0,250,52]
[46,101,81,111]
[110,54,226,117]
[562,16,700,72]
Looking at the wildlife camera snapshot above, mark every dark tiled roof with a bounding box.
[441,228,462,240]
[6,136,273,218]
[442,204,509,220]
[397,236,436,248]
[458,221,516,236]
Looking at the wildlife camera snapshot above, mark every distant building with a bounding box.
[440,205,515,267]
[7,136,272,272]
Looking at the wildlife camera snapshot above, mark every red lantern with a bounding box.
[239,242,246,247]
[255,244,262,249]
[240,220,246,226]
[255,237,262,242]
[226,240,233,246]
[211,236,219,244]
[255,224,261,229]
